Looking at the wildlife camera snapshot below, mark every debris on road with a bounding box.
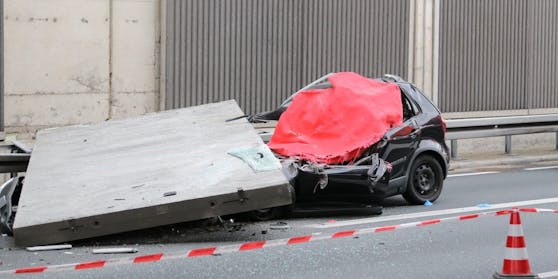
[26,244,72,252]
[269,221,290,230]
[216,216,243,232]
[92,248,138,254]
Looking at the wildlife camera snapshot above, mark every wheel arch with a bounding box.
[413,150,447,179]
[401,143,448,193]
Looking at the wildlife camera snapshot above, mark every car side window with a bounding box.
[401,92,417,121]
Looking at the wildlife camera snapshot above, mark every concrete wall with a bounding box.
[3,0,160,139]
[111,0,160,119]
[407,0,438,105]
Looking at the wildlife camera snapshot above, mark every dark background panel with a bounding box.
[439,0,558,113]
[165,0,409,114]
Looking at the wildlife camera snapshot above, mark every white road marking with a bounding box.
[539,271,558,278]
[525,166,558,171]
[447,171,499,178]
[308,197,558,229]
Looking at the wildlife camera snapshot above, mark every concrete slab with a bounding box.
[13,100,291,246]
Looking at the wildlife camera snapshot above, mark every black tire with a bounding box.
[403,155,444,205]
[249,207,283,221]
[0,213,14,235]
[249,184,296,221]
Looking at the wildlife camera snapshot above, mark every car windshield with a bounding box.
[278,73,333,108]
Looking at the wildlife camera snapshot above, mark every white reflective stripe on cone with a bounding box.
[507,224,525,237]
[505,247,530,261]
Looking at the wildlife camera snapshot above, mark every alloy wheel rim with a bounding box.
[414,164,436,196]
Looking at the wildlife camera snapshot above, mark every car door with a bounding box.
[379,91,421,180]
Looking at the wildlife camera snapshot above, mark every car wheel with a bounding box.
[249,207,283,221]
[249,184,296,221]
[403,155,443,205]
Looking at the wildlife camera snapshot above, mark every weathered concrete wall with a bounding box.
[3,0,160,139]
[407,0,438,104]
[111,0,160,119]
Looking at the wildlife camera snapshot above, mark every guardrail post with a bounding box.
[556,132,558,150]
[505,135,512,154]
[450,140,457,159]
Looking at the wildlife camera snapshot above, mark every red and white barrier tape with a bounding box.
[518,207,558,213]
[1,208,556,275]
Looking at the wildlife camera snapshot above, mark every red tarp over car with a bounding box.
[268,72,403,164]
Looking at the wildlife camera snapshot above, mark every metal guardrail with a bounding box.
[255,114,558,159]
[0,114,556,173]
[0,141,32,173]
[445,114,558,158]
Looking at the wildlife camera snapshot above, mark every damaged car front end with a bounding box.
[282,153,391,205]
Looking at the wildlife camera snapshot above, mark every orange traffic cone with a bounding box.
[493,209,539,279]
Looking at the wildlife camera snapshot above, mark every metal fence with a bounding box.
[164,0,409,114]
[438,0,558,113]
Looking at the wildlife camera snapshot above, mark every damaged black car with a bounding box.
[249,73,449,218]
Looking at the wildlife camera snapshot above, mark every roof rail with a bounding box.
[381,74,405,83]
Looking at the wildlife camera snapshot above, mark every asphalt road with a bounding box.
[1,164,558,278]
